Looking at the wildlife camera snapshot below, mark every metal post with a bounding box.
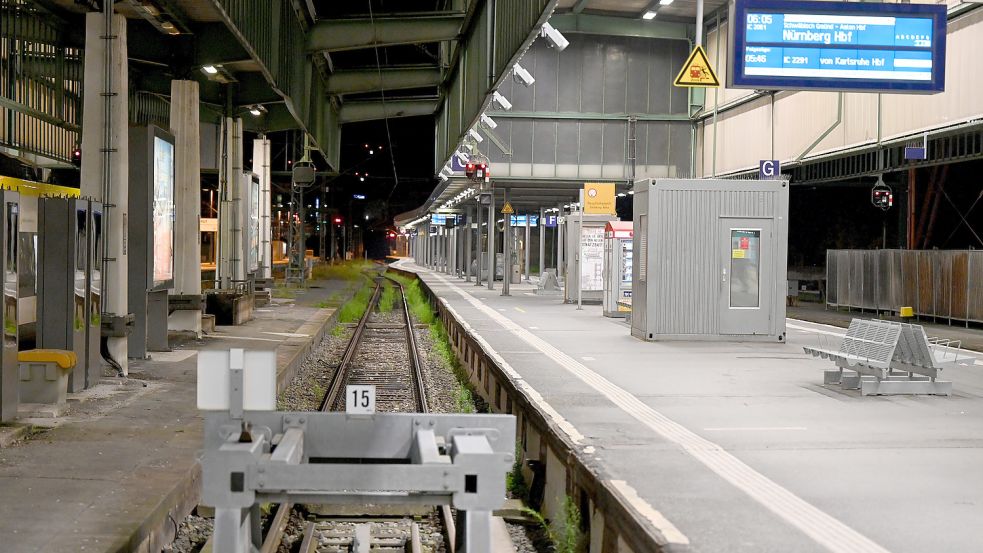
[465,207,473,282]
[695,0,704,47]
[502,189,511,297]
[557,206,565,279]
[577,190,584,310]
[475,200,484,286]
[524,214,531,282]
[487,194,495,290]
[539,207,545,279]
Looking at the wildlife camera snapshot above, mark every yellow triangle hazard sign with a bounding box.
[501,201,514,215]
[674,45,720,88]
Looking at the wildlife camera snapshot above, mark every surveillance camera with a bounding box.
[492,91,512,111]
[480,113,498,129]
[468,128,483,143]
[541,22,569,52]
[513,64,535,87]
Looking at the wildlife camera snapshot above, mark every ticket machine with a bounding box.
[37,197,93,391]
[0,191,18,421]
[602,221,633,318]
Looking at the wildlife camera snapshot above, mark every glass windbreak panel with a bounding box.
[729,229,760,308]
[75,208,87,272]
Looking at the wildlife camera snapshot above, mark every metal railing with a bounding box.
[827,249,983,325]
[0,0,82,163]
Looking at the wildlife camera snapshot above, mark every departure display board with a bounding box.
[730,0,946,93]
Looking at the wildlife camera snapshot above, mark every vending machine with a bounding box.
[602,221,633,318]
[0,191,18,421]
[38,197,93,391]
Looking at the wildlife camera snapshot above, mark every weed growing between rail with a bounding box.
[378,280,396,313]
[311,260,374,281]
[386,271,477,414]
[338,280,374,323]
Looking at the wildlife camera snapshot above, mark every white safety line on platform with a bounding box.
[204,334,282,343]
[788,320,983,365]
[263,332,311,338]
[704,427,808,432]
[514,307,526,313]
[429,272,892,553]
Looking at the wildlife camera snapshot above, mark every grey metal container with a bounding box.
[631,179,789,342]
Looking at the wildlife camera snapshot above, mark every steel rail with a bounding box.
[320,279,383,411]
[385,275,429,413]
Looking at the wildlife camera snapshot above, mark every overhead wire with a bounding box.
[366,0,402,202]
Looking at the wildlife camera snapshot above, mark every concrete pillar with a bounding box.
[81,11,129,373]
[475,201,483,286]
[168,80,202,336]
[465,207,473,282]
[557,206,565,279]
[524,214,531,282]
[253,137,272,280]
[502,189,511,297]
[218,117,244,288]
[487,195,495,290]
[539,207,546,278]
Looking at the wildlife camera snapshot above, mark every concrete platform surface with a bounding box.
[399,261,983,553]
[0,279,353,553]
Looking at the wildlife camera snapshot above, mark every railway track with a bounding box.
[320,274,429,414]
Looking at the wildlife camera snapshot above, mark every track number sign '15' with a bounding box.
[346,385,376,414]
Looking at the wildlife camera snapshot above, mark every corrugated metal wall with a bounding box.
[486,35,693,181]
[827,249,983,323]
[698,7,983,176]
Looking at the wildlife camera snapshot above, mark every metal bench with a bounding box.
[804,318,968,396]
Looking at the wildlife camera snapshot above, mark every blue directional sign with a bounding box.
[759,159,781,179]
[510,215,539,227]
[543,215,558,228]
[731,0,946,93]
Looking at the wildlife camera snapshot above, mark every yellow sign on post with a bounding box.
[583,183,616,215]
[674,45,720,88]
[501,201,514,215]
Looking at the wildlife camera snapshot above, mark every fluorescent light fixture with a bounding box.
[513,64,535,87]
[617,192,626,197]
[440,173,449,182]
[492,91,512,111]
[468,128,483,143]
[480,113,498,129]
[628,190,635,195]
[642,10,657,19]
[659,0,674,4]
[249,107,262,116]
[202,64,218,74]
[353,194,366,200]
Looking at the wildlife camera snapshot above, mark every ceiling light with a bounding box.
[541,22,569,52]
[513,64,535,87]
[659,0,674,4]
[492,91,512,111]
[202,65,218,74]
[642,11,657,20]
[469,129,483,143]
[249,107,262,116]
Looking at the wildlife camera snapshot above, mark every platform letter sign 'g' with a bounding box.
[346,385,375,414]
[759,159,781,179]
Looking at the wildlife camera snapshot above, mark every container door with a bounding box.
[719,218,772,335]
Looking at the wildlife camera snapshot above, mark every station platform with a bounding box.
[396,260,983,553]
[0,280,353,553]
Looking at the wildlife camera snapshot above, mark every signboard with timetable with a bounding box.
[730,0,946,93]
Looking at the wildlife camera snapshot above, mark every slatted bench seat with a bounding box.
[803,319,959,396]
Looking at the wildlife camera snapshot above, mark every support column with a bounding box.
[524,214,531,282]
[253,137,272,279]
[502,188,511,297]
[539,207,546,278]
[487,194,495,290]
[217,117,244,289]
[168,80,202,336]
[81,11,129,373]
[475,200,483,286]
[465,207,473,282]
[557,206,565,280]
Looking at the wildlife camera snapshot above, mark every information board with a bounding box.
[580,226,604,292]
[730,0,946,93]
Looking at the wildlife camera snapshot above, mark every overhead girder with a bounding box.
[306,14,465,52]
[339,98,439,123]
[327,66,441,95]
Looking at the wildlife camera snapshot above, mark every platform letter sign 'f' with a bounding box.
[759,160,780,180]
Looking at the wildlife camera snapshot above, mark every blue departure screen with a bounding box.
[730,0,946,93]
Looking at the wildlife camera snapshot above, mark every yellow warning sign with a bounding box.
[732,249,746,259]
[501,201,514,215]
[674,45,720,88]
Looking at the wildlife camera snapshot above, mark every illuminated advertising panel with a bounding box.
[152,136,175,287]
[730,0,946,93]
